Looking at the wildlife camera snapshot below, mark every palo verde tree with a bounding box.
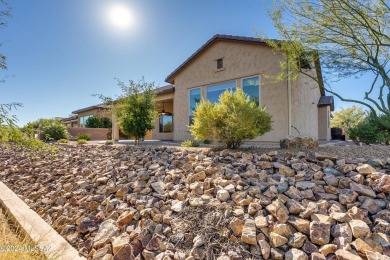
[99,79,157,145]
[331,106,365,129]
[190,88,272,149]
[266,0,390,118]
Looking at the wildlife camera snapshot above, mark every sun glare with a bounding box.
[108,4,133,30]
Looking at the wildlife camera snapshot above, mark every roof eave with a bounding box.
[165,34,274,84]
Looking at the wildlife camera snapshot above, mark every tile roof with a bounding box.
[318,96,334,111]
[61,115,78,122]
[72,104,111,114]
[154,84,174,95]
[71,86,174,115]
[165,34,275,84]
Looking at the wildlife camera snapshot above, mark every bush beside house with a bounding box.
[190,88,272,149]
[85,115,112,128]
[349,113,390,144]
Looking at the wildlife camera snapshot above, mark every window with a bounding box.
[243,76,260,106]
[216,58,223,69]
[80,115,92,128]
[207,81,236,104]
[189,88,201,124]
[159,115,173,132]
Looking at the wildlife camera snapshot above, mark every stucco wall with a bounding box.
[67,127,110,140]
[290,71,321,138]
[172,41,290,142]
[318,106,331,141]
[152,101,174,140]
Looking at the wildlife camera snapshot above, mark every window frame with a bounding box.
[159,114,173,133]
[206,80,237,104]
[241,75,261,106]
[189,87,202,125]
[80,115,92,128]
[216,58,223,69]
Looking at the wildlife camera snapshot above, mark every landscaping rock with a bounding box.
[94,219,120,248]
[1,144,390,259]
[285,248,308,260]
[349,220,371,238]
[241,219,257,245]
[280,136,319,149]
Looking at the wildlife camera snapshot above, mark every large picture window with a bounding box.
[159,115,173,132]
[80,115,92,128]
[206,81,236,104]
[243,76,260,106]
[189,88,201,124]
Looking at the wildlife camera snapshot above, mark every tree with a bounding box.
[331,106,365,129]
[0,0,17,125]
[349,113,390,144]
[85,115,112,128]
[190,88,272,149]
[266,0,390,117]
[100,79,157,145]
[0,2,56,152]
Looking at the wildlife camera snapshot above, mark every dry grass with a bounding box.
[0,208,46,260]
[170,205,248,259]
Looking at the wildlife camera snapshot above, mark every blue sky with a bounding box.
[1,0,375,126]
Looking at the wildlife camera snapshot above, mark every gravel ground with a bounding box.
[81,139,390,161]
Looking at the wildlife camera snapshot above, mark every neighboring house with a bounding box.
[65,34,334,142]
[71,104,111,128]
[62,115,78,128]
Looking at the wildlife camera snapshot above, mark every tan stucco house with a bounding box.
[66,34,333,142]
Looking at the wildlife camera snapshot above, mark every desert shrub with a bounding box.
[105,140,114,145]
[77,139,87,145]
[42,124,68,141]
[85,115,112,128]
[1,126,58,153]
[75,133,91,140]
[181,140,200,147]
[22,118,63,137]
[349,114,390,144]
[190,88,272,149]
[57,139,69,143]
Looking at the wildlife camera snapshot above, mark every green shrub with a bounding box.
[190,88,272,149]
[22,118,64,138]
[77,139,87,145]
[181,140,200,147]
[76,133,91,141]
[85,115,112,128]
[203,140,211,144]
[105,140,114,145]
[42,124,68,141]
[57,139,69,143]
[349,114,390,144]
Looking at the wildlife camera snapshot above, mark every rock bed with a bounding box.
[0,144,390,260]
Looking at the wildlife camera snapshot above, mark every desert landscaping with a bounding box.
[0,143,389,259]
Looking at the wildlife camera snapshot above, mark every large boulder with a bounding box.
[280,136,319,149]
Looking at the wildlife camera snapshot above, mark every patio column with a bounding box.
[112,115,119,141]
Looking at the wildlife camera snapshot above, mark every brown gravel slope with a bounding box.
[0,144,389,260]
